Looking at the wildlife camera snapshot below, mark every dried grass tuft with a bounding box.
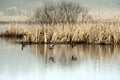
[1,22,120,44]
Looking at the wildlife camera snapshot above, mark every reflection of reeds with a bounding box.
[1,22,120,44]
[31,44,120,65]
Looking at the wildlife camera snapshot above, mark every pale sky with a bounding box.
[0,0,120,12]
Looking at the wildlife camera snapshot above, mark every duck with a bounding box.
[49,56,55,62]
[48,44,55,49]
[21,42,27,51]
[71,55,77,61]
[70,43,76,48]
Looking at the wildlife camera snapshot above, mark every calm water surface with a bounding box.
[0,39,120,80]
[0,25,120,80]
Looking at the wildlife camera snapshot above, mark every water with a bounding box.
[0,38,120,80]
[0,24,120,80]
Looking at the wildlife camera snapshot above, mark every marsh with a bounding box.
[0,0,120,80]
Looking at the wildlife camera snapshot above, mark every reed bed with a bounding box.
[0,16,30,23]
[0,22,120,45]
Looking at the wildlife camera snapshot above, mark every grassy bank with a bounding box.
[0,22,120,45]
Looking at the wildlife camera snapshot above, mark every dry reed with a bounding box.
[1,22,120,45]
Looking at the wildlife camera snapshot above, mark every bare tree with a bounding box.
[34,1,89,24]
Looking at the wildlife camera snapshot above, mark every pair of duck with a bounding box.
[49,55,77,62]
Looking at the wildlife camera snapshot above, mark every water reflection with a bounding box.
[1,38,120,80]
[31,44,120,67]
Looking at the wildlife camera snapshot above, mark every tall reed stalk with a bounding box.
[1,22,120,45]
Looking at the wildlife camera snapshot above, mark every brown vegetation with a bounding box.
[0,2,120,45]
[0,22,120,44]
